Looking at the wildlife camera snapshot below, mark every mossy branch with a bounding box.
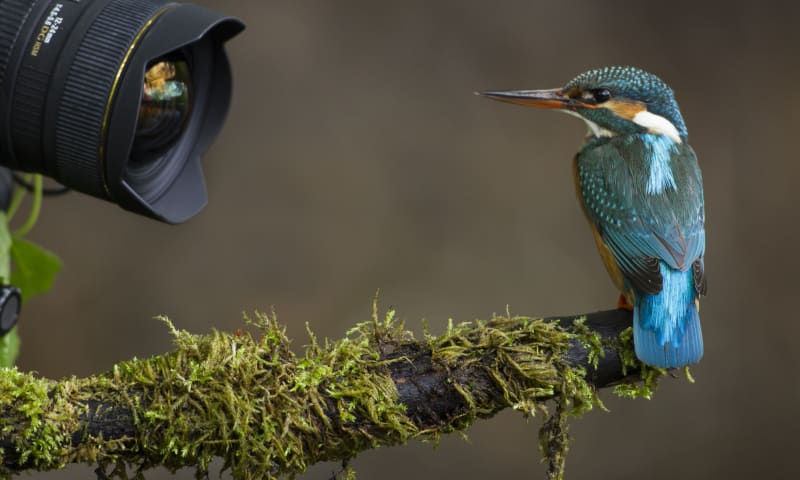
[0,307,666,480]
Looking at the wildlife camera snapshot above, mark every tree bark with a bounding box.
[0,308,644,479]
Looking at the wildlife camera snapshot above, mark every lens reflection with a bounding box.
[132,55,192,162]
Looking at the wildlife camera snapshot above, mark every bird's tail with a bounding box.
[633,263,703,368]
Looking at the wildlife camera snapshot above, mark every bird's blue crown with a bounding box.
[565,66,688,140]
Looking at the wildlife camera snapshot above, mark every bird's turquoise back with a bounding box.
[576,133,706,367]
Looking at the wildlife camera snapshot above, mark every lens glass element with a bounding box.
[133,54,193,157]
[125,51,194,201]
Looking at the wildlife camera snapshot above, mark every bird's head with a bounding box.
[480,66,687,144]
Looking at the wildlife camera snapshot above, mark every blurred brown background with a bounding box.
[19,0,800,478]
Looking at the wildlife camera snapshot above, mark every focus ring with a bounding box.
[54,0,168,197]
[10,67,49,170]
[0,0,37,88]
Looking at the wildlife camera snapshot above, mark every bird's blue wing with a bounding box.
[576,134,705,294]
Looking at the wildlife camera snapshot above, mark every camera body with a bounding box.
[0,0,244,223]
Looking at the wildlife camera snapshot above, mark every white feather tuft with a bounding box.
[632,110,683,144]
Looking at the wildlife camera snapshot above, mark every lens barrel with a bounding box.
[0,0,244,223]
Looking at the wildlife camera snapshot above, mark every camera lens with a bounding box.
[0,0,244,223]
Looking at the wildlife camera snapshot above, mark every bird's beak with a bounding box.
[477,88,582,110]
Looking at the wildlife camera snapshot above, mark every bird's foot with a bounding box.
[616,294,634,311]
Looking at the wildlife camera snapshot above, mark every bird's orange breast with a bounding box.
[572,156,633,302]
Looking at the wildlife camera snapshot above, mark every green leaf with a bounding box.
[0,328,20,367]
[10,237,62,302]
[0,212,12,283]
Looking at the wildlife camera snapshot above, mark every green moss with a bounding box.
[424,313,607,480]
[81,309,418,479]
[0,367,79,473]
[0,305,671,480]
[539,401,569,480]
[570,317,605,370]
[610,326,666,400]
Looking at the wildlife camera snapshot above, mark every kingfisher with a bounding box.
[479,66,706,368]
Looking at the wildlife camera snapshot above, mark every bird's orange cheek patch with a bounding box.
[605,99,646,121]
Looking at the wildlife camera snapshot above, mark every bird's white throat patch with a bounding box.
[560,110,617,139]
[561,106,683,144]
[632,110,683,144]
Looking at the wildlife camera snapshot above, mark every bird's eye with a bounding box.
[592,89,612,103]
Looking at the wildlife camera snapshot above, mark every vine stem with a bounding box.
[13,175,43,237]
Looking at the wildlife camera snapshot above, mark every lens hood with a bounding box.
[0,0,244,223]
